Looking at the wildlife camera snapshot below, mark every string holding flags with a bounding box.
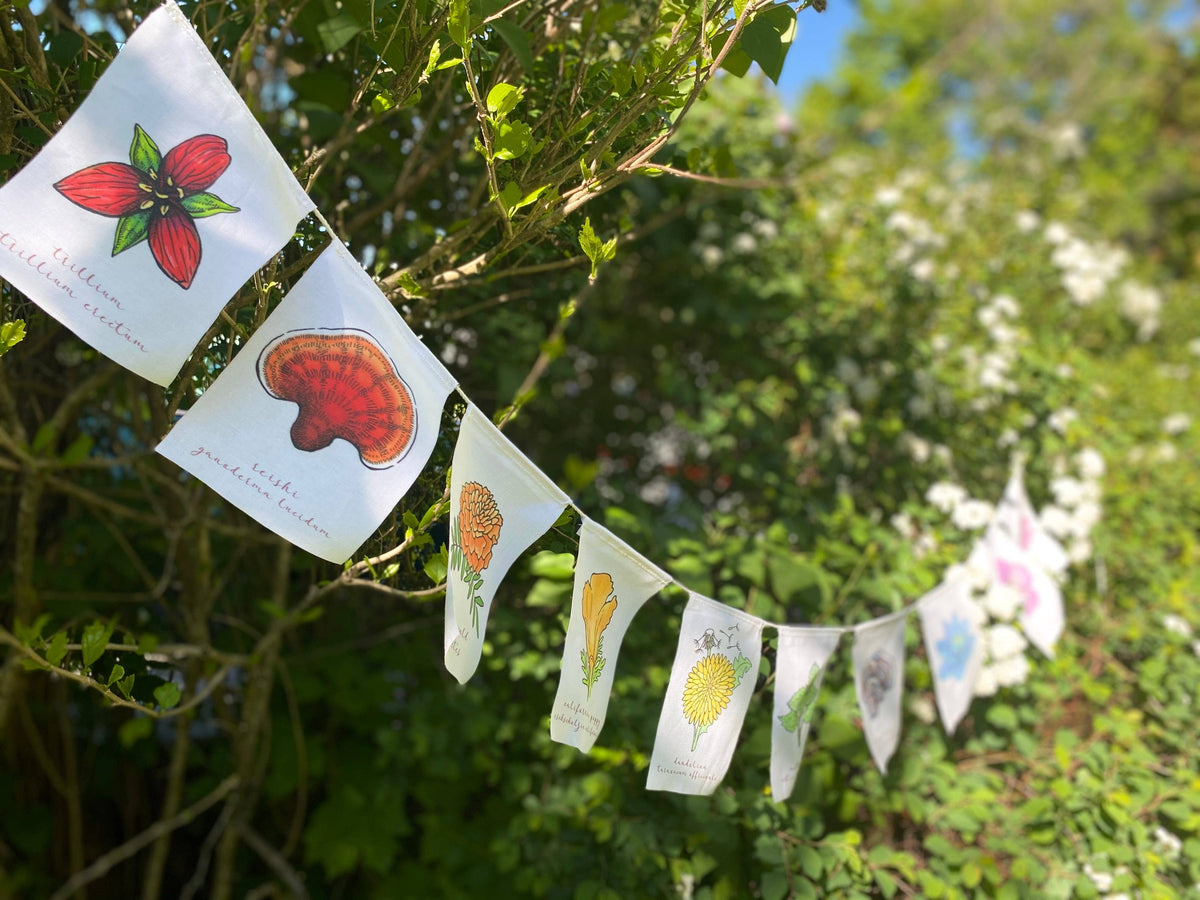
[0,2,313,385]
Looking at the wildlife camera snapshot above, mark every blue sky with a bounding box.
[776,2,859,101]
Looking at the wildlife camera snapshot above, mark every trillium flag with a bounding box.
[550,518,672,752]
[156,244,457,562]
[444,405,571,684]
[647,595,763,795]
[770,626,841,801]
[0,2,313,384]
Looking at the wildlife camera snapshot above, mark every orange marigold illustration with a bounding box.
[580,573,617,698]
[451,481,504,636]
[458,481,503,572]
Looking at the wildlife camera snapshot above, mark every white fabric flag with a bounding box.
[156,243,456,561]
[550,518,672,752]
[647,595,763,795]
[991,465,1068,576]
[917,578,983,735]
[444,405,570,684]
[0,2,313,385]
[769,626,841,802]
[988,529,1064,658]
[852,612,907,774]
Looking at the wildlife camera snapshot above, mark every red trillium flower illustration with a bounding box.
[53,124,238,289]
[256,328,417,469]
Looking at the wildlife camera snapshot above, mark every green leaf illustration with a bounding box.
[731,653,753,687]
[129,123,162,173]
[779,664,823,733]
[112,212,151,256]
[180,192,240,218]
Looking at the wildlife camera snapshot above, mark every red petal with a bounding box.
[54,163,147,216]
[162,134,231,193]
[148,208,201,289]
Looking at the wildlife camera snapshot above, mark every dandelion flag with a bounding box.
[0,2,313,384]
[647,595,763,795]
[770,626,841,802]
[988,528,1064,658]
[917,579,982,735]
[550,518,672,752]
[156,243,456,561]
[992,464,1068,576]
[852,612,907,774]
[444,405,570,684]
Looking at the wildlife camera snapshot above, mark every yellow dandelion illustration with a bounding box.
[682,653,736,750]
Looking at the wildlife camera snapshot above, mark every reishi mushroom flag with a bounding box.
[155,244,457,563]
[0,2,313,385]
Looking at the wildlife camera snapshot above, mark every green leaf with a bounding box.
[180,192,239,218]
[0,319,26,358]
[498,181,549,217]
[60,434,94,465]
[14,614,50,645]
[492,119,532,160]
[528,551,575,580]
[81,620,115,669]
[136,633,160,654]
[118,716,152,747]
[578,217,618,282]
[107,663,125,687]
[486,83,524,119]
[448,0,472,51]
[128,124,161,173]
[317,13,362,54]
[112,212,151,256]
[492,18,533,72]
[153,682,181,710]
[422,39,443,80]
[740,13,791,85]
[423,546,448,584]
[45,631,68,667]
[114,675,136,701]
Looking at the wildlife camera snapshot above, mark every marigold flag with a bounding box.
[918,578,983,735]
[852,612,907,774]
[770,626,841,801]
[0,3,313,384]
[549,518,672,752]
[155,244,456,561]
[647,595,763,795]
[443,405,570,684]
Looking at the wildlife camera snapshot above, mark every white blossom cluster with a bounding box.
[1118,281,1163,341]
[966,293,1023,399]
[1044,222,1128,306]
[1039,448,1105,565]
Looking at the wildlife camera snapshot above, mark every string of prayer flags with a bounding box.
[156,243,456,562]
[918,578,983,735]
[443,405,571,684]
[0,2,314,385]
[992,465,1068,576]
[550,518,672,752]
[987,529,1064,658]
[852,612,907,774]
[769,626,841,801]
[647,595,763,795]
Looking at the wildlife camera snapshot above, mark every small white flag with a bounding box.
[549,518,671,752]
[853,612,907,774]
[0,3,314,384]
[988,529,1064,658]
[156,243,456,561]
[918,579,983,735]
[992,465,1068,575]
[769,626,841,801]
[647,595,763,795]
[444,405,570,684]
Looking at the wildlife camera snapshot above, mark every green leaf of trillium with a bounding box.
[180,192,240,218]
[112,212,151,256]
[129,124,162,173]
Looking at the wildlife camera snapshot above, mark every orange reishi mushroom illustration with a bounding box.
[256,328,416,469]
